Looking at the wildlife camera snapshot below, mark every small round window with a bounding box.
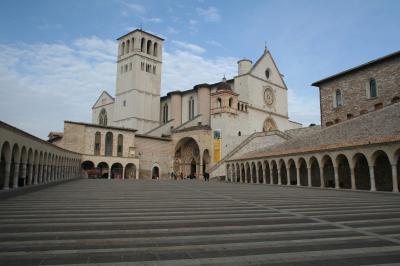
[265,69,270,79]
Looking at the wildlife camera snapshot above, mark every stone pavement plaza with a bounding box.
[1,180,400,265]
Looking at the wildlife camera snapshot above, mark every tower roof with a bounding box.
[216,77,232,91]
[117,28,164,41]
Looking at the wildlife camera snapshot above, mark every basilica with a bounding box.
[48,28,302,180]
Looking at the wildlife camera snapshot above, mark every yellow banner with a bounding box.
[213,129,221,163]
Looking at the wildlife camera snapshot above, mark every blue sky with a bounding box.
[0,0,399,138]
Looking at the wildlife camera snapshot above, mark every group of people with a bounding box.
[169,171,210,181]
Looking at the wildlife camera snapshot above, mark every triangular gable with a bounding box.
[249,49,287,89]
[92,90,115,109]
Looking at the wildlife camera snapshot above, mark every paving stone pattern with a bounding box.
[1,179,400,265]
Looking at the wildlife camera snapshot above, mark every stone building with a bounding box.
[51,28,302,179]
[225,51,400,193]
[312,50,400,127]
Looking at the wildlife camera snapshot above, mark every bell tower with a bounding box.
[113,29,164,133]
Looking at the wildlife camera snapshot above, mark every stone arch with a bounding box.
[0,141,11,189]
[26,148,33,185]
[111,163,123,179]
[257,161,263,183]
[336,154,351,189]
[245,162,251,183]
[372,150,393,192]
[126,39,130,53]
[240,163,245,183]
[174,137,200,178]
[125,163,137,179]
[271,160,278,184]
[288,159,297,185]
[121,41,125,55]
[99,108,107,126]
[263,117,277,132]
[152,164,160,179]
[147,39,152,54]
[10,143,20,188]
[81,160,95,178]
[322,155,335,188]
[226,164,231,182]
[251,162,257,183]
[394,148,400,192]
[236,163,240,182]
[297,157,308,186]
[94,132,101,155]
[97,162,109,179]
[309,156,321,187]
[153,42,158,56]
[264,160,271,184]
[352,153,370,190]
[279,159,287,185]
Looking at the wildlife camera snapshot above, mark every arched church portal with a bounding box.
[263,117,277,132]
[174,137,200,178]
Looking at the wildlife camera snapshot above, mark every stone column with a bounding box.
[28,164,33,185]
[33,164,38,185]
[13,163,20,189]
[278,169,281,185]
[334,166,339,189]
[350,167,356,190]
[286,167,290,186]
[2,162,11,190]
[296,167,300,186]
[43,165,48,183]
[392,165,398,193]
[108,167,111,179]
[319,167,324,188]
[307,167,311,187]
[21,163,27,186]
[369,166,376,191]
[122,167,125,180]
[269,168,273,184]
[263,166,266,184]
[38,164,43,183]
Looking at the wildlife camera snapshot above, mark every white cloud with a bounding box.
[206,40,224,49]
[171,40,205,54]
[145,17,162,23]
[0,38,116,138]
[196,6,221,22]
[162,50,237,95]
[189,19,198,25]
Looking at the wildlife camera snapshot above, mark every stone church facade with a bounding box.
[50,28,301,180]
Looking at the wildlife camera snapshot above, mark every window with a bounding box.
[125,64,128,72]
[238,131,241,136]
[392,96,400,103]
[121,42,125,56]
[123,100,126,107]
[147,40,152,54]
[120,66,123,74]
[141,62,144,71]
[153,42,158,56]
[141,38,145,52]
[374,102,383,110]
[126,39,130,54]
[326,121,333,127]
[94,132,101,155]
[99,109,107,126]
[228,98,233,108]
[335,89,343,107]
[131,38,135,51]
[217,98,222,108]
[162,104,168,123]
[237,103,240,110]
[117,134,123,157]
[189,96,195,120]
[347,113,353,119]
[129,63,132,70]
[105,132,113,156]
[265,68,270,79]
[153,65,156,74]
[334,118,340,124]
[369,79,377,98]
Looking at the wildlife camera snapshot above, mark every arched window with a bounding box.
[94,132,101,155]
[217,98,222,108]
[121,42,125,56]
[153,42,158,56]
[228,98,233,108]
[237,103,240,110]
[99,109,107,126]
[369,79,377,98]
[141,38,145,52]
[131,38,135,51]
[335,89,343,107]
[126,39,130,53]
[117,134,123,157]
[105,132,113,156]
[147,40,152,54]
[162,104,168,123]
[189,96,195,120]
